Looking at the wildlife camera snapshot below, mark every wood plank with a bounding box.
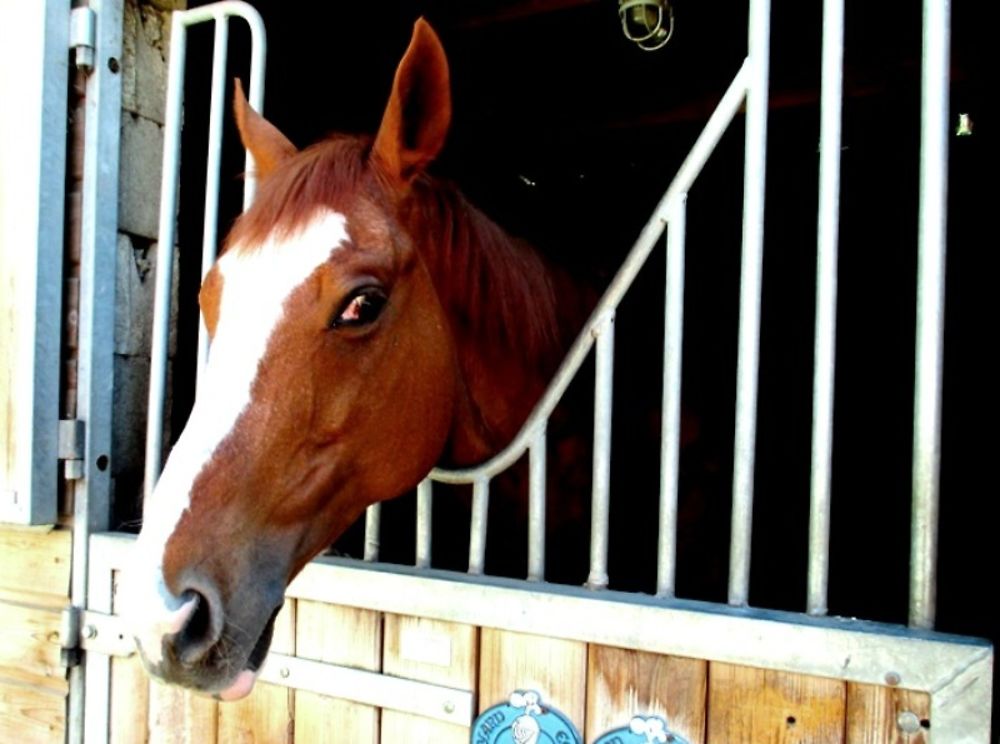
[0,527,71,598]
[0,587,70,611]
[585,645,706,744]
[109,654,150,744]
[846,683,931,744]
[0,602,65,690]
[707,662,846,743]
[381,614,477,743]
[217,601,296,743]
[0,680,65,744]
[479,628,587,734]
[293,601,382,744]
[147,683,218,744]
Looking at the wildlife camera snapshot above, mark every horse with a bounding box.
[123,18,592,700]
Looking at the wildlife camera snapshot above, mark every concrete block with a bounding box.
[121,0,177,123]
[114,232,180,357]
[118,112,163,240]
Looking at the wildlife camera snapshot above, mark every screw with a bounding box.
[897,710,921,734]
[83,625,97,639]
[443,700,455,714]
[884,671,901,686]
[279,667,290,679]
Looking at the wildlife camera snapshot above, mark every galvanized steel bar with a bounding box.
[363,503,381,561]
[807,0,845,617]
[910,0,950,631]
[144,2,265,493]
[196,19,229,371]
[587,312,615,590]
[430,61,750,489]
[527,427,547,581]
[657,199,687,597]
[416,478,432,568]
[468,477,490,574]
[728,0,771,608]
[196,18,230,381]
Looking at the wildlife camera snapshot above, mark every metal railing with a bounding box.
[145,0,953,630]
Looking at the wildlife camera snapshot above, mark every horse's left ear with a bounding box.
[233,78,298,181]
[371,18,451,185]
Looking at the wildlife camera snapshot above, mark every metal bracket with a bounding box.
[60,607,137,662]
[69,6,96,72]
[58,419,86,480]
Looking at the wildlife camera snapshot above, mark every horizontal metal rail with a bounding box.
[144,1,266,498]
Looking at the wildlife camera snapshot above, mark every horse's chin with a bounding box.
[217,669,259,701]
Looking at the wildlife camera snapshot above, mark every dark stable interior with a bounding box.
[133,0,992,687]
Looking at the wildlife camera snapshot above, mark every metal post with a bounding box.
[527,427,547,581]
[910,0,950,631]
[416,478,432,568]
[728,0,771,608]
[657,200,686,597]
[364,503,381,561]
[587,312,615,590]
[807,0,845,617]
[468,477,490,574]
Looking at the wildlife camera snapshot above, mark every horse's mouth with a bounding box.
[215,604,281,701]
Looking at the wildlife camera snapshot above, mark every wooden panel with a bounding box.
[0,602,65,692]
[110,655,150,744]
[218,601,296,744]
[707,662,846,743]
[479,628,587,733]
[0,681,65,744]
[381,614,477,743]
[293,601,382,744]
[586,646,706,744]
[846,684,931,744]
[147,683,218,744]
[0,527,71,598]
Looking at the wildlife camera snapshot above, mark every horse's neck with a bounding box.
[405,184,587,467]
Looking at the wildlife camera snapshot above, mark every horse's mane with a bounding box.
[226,135,561,369]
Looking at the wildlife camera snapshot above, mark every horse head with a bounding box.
[124,19,479,699]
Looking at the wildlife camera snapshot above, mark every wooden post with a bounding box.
[846,684,931,744]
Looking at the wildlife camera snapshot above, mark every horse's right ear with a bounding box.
[233,78,297,181]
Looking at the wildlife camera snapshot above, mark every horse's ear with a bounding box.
[233,78,297,181]
[371,18,451,185]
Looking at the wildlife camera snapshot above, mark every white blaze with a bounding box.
[125,209,349,662]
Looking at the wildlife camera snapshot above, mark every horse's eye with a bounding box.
[330,287,387,329]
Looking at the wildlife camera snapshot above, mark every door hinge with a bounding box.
[69,6,97,72]
[59,419,86,480]
[60,606,137,666]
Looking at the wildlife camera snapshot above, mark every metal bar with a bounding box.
[143,13,187,496]
[527,427,547,581]
[430,60,750,488]
[468,477,490,574]
[363,503,381,561]
[657,200,687,597]
[807,0,845,617]
[910,0,950,631]
[587,312,615,590]
[196,18,230,382]
[144,1,266,493]
[416,479,432,568]
[728,0,771,608]
[70,0,123,740]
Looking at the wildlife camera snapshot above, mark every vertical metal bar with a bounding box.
[416,478,432,568]
[196,18,229,382]
[71,0,123,740]
[910,0,950,631]
[241,5,267,208]
[807,0,845,617]
[364,503,381,562]
[657,200,687,597]
[468,477,490,575]
[527,427,547,581]
[143,16,187,496]
[729,0,771,607]
[587,311,615,590]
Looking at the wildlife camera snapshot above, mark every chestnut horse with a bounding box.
[124,19,586,699]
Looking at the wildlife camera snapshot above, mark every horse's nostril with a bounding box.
[172,589,220,666]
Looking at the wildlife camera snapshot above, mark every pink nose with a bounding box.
[135,583,223,669]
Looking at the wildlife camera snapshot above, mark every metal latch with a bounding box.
[60,606,137,666]
[58,419,86,481]
[69,6,97,72]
